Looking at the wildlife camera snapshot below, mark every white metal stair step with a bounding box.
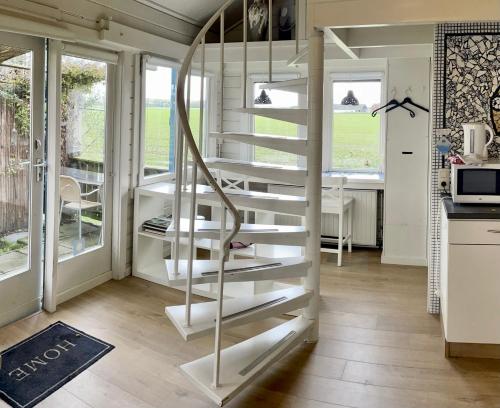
[165,218,307,246]
[209,132,307,155]
[180,316,313,406]
[136,183,306,215]
[205,158,307,185]
[166,257,310,285]
[233,107,308,126]
[165,287,312,342]
[259,78,308,94]
[189,184,307,216]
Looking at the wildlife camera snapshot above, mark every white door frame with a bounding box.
[0,32,45,326]
[44,42,118,309]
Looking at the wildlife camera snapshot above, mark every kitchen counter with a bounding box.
[442,197,500,219]
[440,199,500,357]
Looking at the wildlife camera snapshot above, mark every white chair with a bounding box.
[321,177,353,267]
[210,171,256,260]
[59,175,102,242]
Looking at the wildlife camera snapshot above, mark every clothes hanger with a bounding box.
[386,87,429,114]
[385,97,429,113]
[371,99,399,117]
[372,88,415,118]
[402,97,429,113]
[386,100,416,117]
[372,99,416,118]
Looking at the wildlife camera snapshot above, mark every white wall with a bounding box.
[382,57,431,266]
[0,0,199,44]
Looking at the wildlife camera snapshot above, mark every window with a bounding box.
[59,55,108,259]
[331,79,382,172]
[188,75,209,151]
[142,63,177,178]
[252,82,300,166]
[140,58,209,183]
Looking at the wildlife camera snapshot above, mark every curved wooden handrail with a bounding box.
[176,0,241,256]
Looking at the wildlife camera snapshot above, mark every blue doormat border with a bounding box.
[0,321,114,408]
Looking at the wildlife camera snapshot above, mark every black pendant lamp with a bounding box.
[341,90,359,106]
[254,89,272,104]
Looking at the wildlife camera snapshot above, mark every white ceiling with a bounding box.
[133,0,227,25]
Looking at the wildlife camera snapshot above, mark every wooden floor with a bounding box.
[2,249,500,408]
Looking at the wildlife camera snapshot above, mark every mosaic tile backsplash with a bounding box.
[445,32,500,157]
[429,23,500,314]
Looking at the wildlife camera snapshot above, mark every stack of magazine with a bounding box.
[142,215,171,235]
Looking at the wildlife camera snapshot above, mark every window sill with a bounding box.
[140,172,176,187]
[323,171,384,190]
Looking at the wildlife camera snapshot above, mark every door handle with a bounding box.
[33,159,46,182]
[487,229,500,234]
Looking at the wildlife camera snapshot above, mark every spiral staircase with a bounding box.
[164,0,324,405]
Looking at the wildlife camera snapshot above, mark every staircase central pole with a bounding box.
[303,27,324,342]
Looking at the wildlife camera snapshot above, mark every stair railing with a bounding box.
[175,0,247,388]
[176,0,281,388]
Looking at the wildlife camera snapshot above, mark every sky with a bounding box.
[333,81,381,106]
[146,65,203,102]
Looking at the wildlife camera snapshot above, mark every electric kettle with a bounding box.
[462,123,495,161]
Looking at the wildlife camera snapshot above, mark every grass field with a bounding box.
[78,108,381,171]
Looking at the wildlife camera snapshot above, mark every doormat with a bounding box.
[0,321,114,408]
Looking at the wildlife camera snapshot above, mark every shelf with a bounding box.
[138,229,170,241]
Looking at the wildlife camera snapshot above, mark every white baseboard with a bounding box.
[381,255,428,267]
[0,298,41,328]
[57,271,112,305]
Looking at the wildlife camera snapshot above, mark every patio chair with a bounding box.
[59,175,102,242]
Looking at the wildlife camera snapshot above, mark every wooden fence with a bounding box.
[0,97,29,238]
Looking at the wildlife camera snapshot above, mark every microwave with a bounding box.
[451,161,500,203]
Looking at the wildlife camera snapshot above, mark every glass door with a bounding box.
[55,53,113,299]
[0,33,45,327]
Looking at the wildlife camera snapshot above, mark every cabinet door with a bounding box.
[447,245,500,343]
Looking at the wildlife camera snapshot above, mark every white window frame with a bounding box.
[325,71,386,174]
[247,73,307,166]
[137,55,213,186]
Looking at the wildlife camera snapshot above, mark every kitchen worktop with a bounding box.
[442,197,500,219]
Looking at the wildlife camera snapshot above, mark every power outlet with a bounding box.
[438,168,450,191]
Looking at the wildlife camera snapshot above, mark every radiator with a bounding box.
[321,190,378,246]
[269,186,378,247]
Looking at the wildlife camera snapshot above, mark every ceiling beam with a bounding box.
[346,25,434,48]
[322,27,360,60]
[310,0,500,27]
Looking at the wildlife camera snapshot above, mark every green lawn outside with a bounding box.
[332,112,381,171]
[78,108,381,171]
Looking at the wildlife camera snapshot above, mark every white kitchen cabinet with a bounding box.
[440,202,500,344]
